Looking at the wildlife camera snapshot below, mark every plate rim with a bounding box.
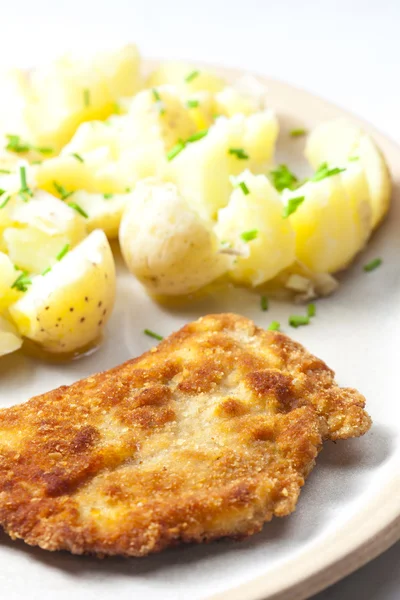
[145,59,400,600]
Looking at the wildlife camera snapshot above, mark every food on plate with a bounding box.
[68,190,132,239]
[8,230,116,354]
[0,314,371,555]
[0,315,22,357]
[281,164,372,273]
[119,180,231,295]
[305,118,391,228]
[215,171,295,285]
[0,45,141,152]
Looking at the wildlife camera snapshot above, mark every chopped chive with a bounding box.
[348,156,360,162]
[312,162,346,182]
[68,202,88,218]
[152,88,161,102]
[186,129,208,143]
[36,146,53,155]
[268,321,280,331]
[0,168,11,174]
[11,272,32,292]
[307,303,316,318]
[239,181,250,195]
[187,99,200,108]
[241,229,258,243]
[167,140,186,161]
[18,191,31,202]
[260,295,269,311]
[0,195,10,209]
[363,257,382,272]
[53,180,74,201]
[71,152,84,163]
[290,128,308,137]
[270,164,298,192]
[144,328,163,341]
[0,189,5,197]
[228,147,249,160]
[83,88,91,107]
[5,134,30,153]
[31,160,42,165]
[103,193,113,199]
[289,315,310,328]
[56,244,70,261]
[19,165,28,191]
[185,70,200,83]
[41,266,52,276]
[282,195,305,218]
[125,187,132,193]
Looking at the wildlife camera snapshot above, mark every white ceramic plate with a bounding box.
[1,62,399,600]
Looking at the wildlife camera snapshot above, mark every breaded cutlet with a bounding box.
[0,313,371,556]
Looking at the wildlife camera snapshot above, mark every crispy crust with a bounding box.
[0,313,371,557]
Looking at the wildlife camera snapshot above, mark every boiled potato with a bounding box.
[35,87,195,195]
[2,190,87,273]
[167,111,278,219]
[71,190,132,239]
[0,252,21,312]
[215,171,295,286]
[305,118,391,227]
[119,180,232,296]
[0,315,22,357]
[283,168,370,273]
[215,87,261,117]
[9,230,116,354]
[0,45,142,152]
[147,62,225,94]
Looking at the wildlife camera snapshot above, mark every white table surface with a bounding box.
[1,0,399,598]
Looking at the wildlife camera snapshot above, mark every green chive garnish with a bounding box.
[282,196,305,218]
[241,229,258,243]
[268,321,280,331]
[83,88,91,107]
[19,165,28,191]
[167,140,186,161]
[56,244,70,261]
[348,156,360,162]
[261,296,269,311]
[289,315,310,328]
[239,181,250,195]
[307,303,316,318]
[152,88,161,102]
[53,180,74,201]
[103,193,113,199]
[144,328,163,341]
[6,134,30,153]
[187,99,200,108]
[186,129,208,143]
[363,258,382,272]
[0,195,10,209]
[270,164,298,192]
[290,128,308,137]
[68,203,88,218]
[185,70,200,83]
[11,272,32,292]
[41,266,52,276]
[0,168,11,174]
[36,146,53,155]
[312,162,346,182]
[71,152,84,163]
[229,147,249,160]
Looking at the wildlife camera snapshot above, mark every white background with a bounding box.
[0,0,399,598]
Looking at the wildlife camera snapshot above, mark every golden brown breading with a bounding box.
[0,313,371,557]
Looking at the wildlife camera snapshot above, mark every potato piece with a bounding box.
[0,45,142,152]
[9,230,116,354]
[305,118,391,227]
[119,180,231,296]
[215,87,260,117]
[0,315,22,357]
[284,169,369,273]
[147,62,225,94]
[215,171,295,286]
[0,252,21,312]
[167,111,278,219]
[2,190,87,273]
[71,190,131,238]
[35,87,195,195]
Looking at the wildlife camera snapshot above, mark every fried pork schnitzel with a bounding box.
[0,313,371,556]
